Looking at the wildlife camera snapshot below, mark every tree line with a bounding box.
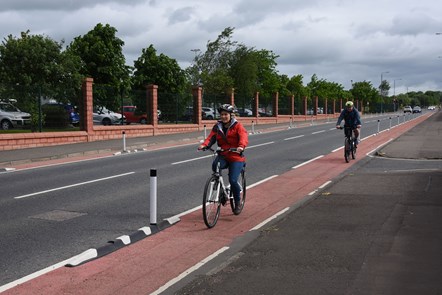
[0,23,440,123]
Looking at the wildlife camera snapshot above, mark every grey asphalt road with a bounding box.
[169,110,442,295]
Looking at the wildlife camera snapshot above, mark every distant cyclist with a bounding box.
[198,104,249,215]
[336,101,362,146]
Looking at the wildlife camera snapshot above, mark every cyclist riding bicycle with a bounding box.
[336,101,362,146]
[198,104,249,215]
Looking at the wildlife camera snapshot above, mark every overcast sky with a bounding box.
[1,0,441,95]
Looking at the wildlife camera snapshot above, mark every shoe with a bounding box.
[220,194,227,206]
[233,202,241,215]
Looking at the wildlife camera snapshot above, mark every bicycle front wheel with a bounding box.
[202,176,221,228]
[230,169,246,215]
[351,139,357,159]
[344,139,350,163]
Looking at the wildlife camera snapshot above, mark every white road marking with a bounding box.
[283,135,304,141]
[246,175,278,189]
[171,142,275,165]
[14,172,135,199]
[151,246,230,295]
[0,249,98,293]
[250,207,290,231]
[319,180,332,188]
[312,130,326,134]
[292,155,324,169]
[366,139,394,156]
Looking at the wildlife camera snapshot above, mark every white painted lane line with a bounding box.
[292,155,324,169]
[151,246,230,295]
[319,180,332,188]
[246,141,275,149]
[332,146,344,153]
[329,128,336,131]
[171,154,212,165]
[0,249,98,293]
[366,138,394,156]
[284,135,304,141]
[250,207,290,231]
[312,130,326,134]
[247,175,278,189]
[171,142,275,165]
[14,172,135,199]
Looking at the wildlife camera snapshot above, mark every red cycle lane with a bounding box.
[2,114,431,295]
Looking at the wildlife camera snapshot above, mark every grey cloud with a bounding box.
[0,0,148,12]
[168,7,194,25]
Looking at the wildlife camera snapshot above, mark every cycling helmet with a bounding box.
[345,101,354,107]
[218,104,235,114]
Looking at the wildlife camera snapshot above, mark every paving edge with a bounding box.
[65,216,180,267]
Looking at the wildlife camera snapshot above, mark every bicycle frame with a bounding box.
[340,126,356,162]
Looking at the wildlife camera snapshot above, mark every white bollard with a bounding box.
[397,115,400,125]
[150,169,157,225]
[252,121,255,134]
[377,119,380,134]
[204,124,207,138]
[122,131,127,152]
[389,117,392,130]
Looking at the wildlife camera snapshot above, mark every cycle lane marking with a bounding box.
[283,135,304,141]
[171,141,275,165]
[14,172,135,199]
[292,155,324,169]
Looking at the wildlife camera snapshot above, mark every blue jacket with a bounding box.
[336,108,361,127]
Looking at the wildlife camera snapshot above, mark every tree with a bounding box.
[0,30,83,130]
[66,23,131,111]
[351,81,379,112]
[132,44,188,120]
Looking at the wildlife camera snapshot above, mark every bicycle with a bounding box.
[339,126,357,163]
[201,147,246,228]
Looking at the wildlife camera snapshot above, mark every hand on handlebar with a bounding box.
[198,145,207,151]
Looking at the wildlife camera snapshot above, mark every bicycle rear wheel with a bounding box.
[230,169,246,215]
[202,176,221,228]
[344,139,350,163]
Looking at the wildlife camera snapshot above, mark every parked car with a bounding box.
[93,106,124,125]
[403,106,412,113]
[123,106,148,124]
[0,102,31,130]
[202,107,215,119]
[412,106,422,113]
[43,103,79,127]
[427,106,436,110]
[237,108,253,117]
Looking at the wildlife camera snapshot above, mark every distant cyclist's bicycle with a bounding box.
[201,147,246,228]
[339,126,357,163]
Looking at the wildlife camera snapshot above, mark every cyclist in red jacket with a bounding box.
[198,104,249,214]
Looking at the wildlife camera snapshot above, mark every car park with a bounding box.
[93,106,124,125]
[42,103,80,127]
[403,106,412,113]
[412,106,422,113]
[238,108,253,117]
[0,102,31,130]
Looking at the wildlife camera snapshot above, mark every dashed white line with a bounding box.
[292,155,324,169]
[319,180,332,188]
[246,175,278,189]
[151,246,230,295]
[250,207,290,231]
[246,141,275,149]
[284,135,304,141]
[14,172,135,199]
[312,130,326,134]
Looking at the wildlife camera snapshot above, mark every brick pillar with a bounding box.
[272,92,279,117]
[229,88,235,106]
[147,84,158,130]
[324,97,328,115]
[333,99,336,114]
[303,96,308,116]
[339,98,343,111]
[81,77,94,137]
[314,96,318,115]
[193,86,202,125]
[253,92,259,117]
[290,95,295,117]
[360,100,364,115]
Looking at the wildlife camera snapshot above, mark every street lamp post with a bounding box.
[380,71,389,113]
[393,78,402,112]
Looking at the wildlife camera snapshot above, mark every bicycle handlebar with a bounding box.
[201,147,241,153]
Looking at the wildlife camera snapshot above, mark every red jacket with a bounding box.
[202,118,249,162]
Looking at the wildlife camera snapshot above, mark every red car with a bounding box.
[123,106,148,124]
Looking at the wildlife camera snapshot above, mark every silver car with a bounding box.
[93,106,124,125]
[0,102,31,130]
